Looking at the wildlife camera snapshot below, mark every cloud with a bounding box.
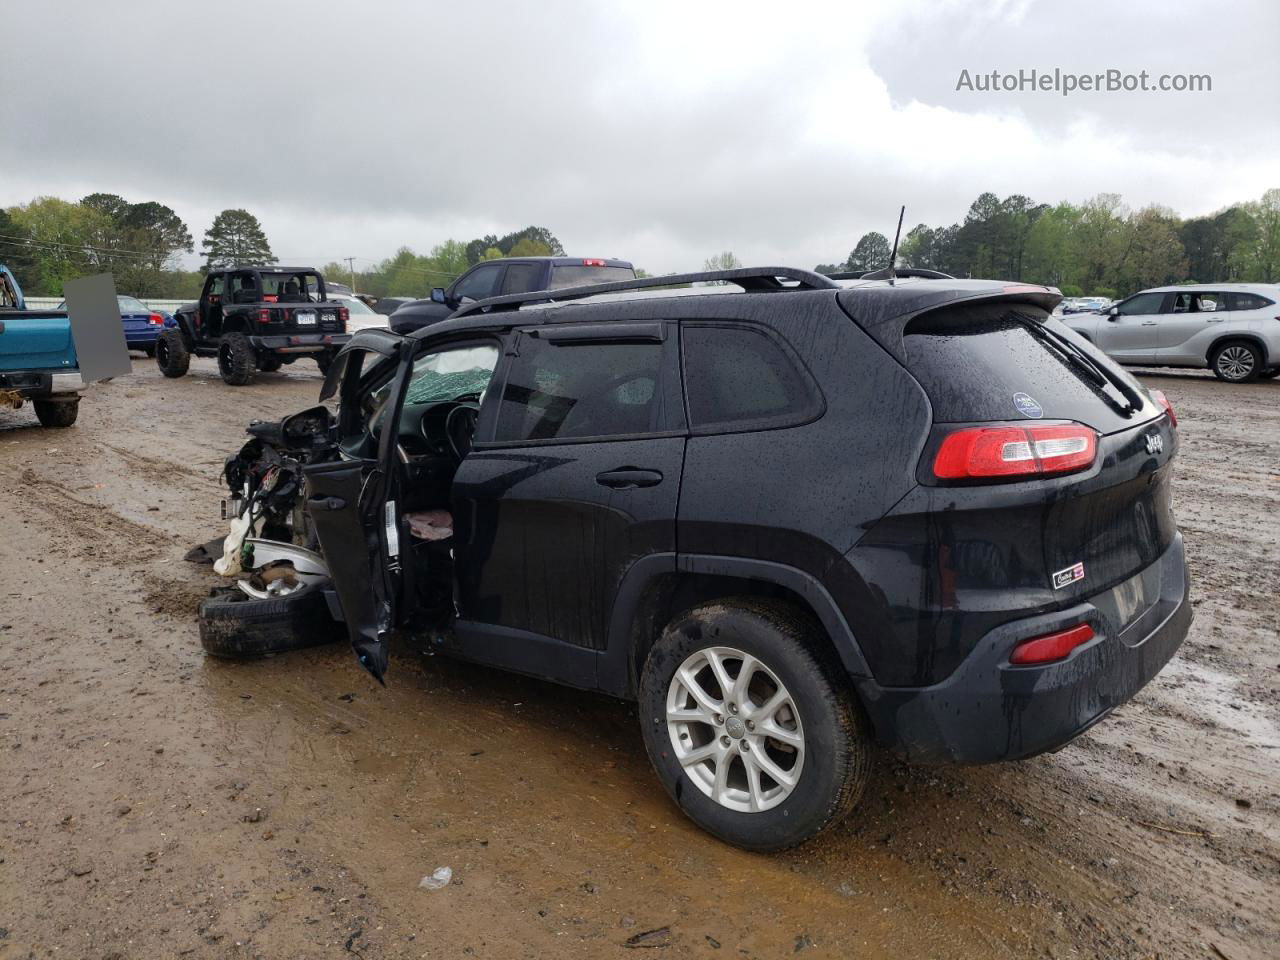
[1,0,1276,274]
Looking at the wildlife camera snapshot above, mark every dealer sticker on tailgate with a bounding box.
[1052,561,1085,590]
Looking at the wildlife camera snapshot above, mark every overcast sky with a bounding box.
[2,0,1277,275]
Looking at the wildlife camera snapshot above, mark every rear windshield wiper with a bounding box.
[1011,315,1141,416]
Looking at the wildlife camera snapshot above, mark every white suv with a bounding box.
[1062,283,1280,383]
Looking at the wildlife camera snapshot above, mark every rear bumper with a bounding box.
[250,332,350,353]
[0,370,85,398]
[125,329,161,346]
[856,533,1191,764]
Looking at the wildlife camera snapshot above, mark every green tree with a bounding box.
[464,226,564,265]
[703,251,742,271]
[201,209,275,270]
[7,196,102,295]
[0,207,40,282]
[845,232,890,273]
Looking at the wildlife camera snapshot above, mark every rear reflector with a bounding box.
[1009,623,1094,665]
[1149,389,1176,427]
[933,424,1097,480]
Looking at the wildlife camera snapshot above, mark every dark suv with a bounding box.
[235,267,1192,851]
[388,256,634,334]
[159,267,350,385]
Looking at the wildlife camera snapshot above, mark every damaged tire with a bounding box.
[156,329,190,378]
[218,332,256,386]
[199,582,341,660]
[34,397,79,428]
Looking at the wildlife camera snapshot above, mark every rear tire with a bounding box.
[198,583,341,660]
[218,332,256,386]
[638,599,872,851]
[33,397,79,428]
[1210,341,1261,382]
[315,351,334,376]
[257,354,283,373]
[156,329,190,378]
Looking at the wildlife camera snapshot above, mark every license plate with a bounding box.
[295,310,317,326]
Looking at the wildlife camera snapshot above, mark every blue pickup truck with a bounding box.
[0,264,84,427]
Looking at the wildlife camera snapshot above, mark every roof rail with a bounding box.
[450,266,838,319]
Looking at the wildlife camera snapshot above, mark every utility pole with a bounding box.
[344,257,357,295]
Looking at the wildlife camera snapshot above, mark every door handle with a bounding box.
[1140,321,1158,326]
[307,495,347,511]
[1205,317,1225,323]
[596,467,663,489]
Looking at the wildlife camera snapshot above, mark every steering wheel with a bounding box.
[445,403,480,461]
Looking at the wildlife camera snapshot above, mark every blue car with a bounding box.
[56,295,171,356]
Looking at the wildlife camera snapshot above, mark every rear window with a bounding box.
[1226,292,1275,311]
[903,304,1145,433]
[548,265,635,289]
[681,323,820,432]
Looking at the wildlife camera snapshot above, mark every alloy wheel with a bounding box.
[665,646,805,813]
[1217,345,1255,380]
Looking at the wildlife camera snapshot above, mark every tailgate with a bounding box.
[0,312,78,371]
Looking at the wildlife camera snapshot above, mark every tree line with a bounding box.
[4,188,1276,302]
[817,189,1280,298]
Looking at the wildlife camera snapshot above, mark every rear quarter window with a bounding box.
[681,322,821,433]
[902,304,1145,434]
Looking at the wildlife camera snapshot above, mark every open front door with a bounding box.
[304,332,411,682]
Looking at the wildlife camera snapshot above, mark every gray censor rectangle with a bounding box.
[62,273,131,382]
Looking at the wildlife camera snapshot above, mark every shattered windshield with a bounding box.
[404,344,500,404]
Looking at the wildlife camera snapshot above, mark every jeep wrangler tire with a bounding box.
[639,599,872,852]
[218,332,256,386]
[33,397,80,429]
[257,354,283,373]
[198,583,342,660]
[155,329,190,378]
[315,351,335,377]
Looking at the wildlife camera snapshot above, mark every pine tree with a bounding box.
[201,209,276,270]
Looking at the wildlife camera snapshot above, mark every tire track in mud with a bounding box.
[14,467,171,552]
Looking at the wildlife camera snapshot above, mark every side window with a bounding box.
[204,274,225,301]
[1226,292,1272,311]
[681,323,820,432]
[1116,292,1165,316]
[500,262,542,295]
[493,335,672,442]
[453,265,502,302]
[229,272,258,302]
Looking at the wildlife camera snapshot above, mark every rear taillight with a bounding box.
[1009,623,1094,665]
[1149,389,1176,427]
[933,424,1097,481]
[582,258,606,266]
[338,306,349,325]
[257,308,271,324]
[147,312,163,326]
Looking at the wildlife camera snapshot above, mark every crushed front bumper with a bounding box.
[856,533,1191,764]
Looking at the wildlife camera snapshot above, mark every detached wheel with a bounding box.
[218,332,256,385]
[639,600,872,851]
[198,582,341,660]
[156,329,190,378]
[33,397,79,428]
[1211,341,1261,382]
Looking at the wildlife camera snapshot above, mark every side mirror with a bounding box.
[1107,306,1119,319]
[431,287,447,304]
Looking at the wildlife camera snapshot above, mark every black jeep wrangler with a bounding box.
[206,266,1190,851]
[157,266,350,385]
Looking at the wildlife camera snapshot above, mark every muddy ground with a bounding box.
[0,356,1276,960]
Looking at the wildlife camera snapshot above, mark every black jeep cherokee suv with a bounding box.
[285,266,1190,851]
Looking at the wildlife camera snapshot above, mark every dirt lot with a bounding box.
[0,357,1276,960]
